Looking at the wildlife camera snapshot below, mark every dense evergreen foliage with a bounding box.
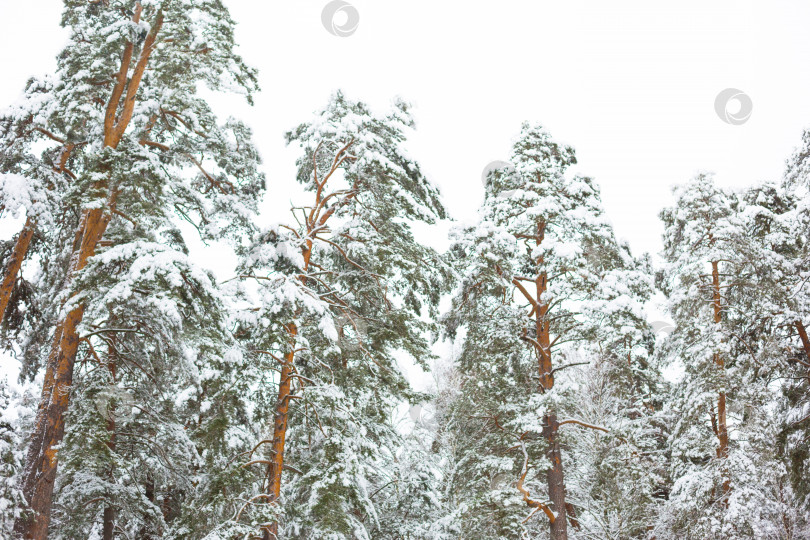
[1,2,809,539]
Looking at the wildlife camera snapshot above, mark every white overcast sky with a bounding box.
[2,0,810,264]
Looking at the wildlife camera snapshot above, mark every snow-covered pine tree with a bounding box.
[7,1,262,537]
[655,174,796,538]
[732,179,810,537]
[564,240,669,539]
[440,124,659,539]
[775,130,810,517]
[49,232,260,538]
[0,379,35,536]
[371,410,452,539]
[216,92,449,539]
[0,76,73,333]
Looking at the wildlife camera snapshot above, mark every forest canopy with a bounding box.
[1,1,810,540]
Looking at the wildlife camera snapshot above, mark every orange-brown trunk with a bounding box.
[0,216,36,324]
[16,209,110,538]
[264,236,312,537]
[268,329,297,496]
[534,220,567,539]
[535,221,553,392]
[262,196,321,538]
[711,260,730,502]
[263,323,297,540]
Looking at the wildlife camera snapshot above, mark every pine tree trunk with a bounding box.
[264,323,297,540]
[103,341,118,540]
[14,7,163,536]
[711,260,730,502]
[267,354,293,498]
[15,208,110,538]
[533,221,568,539]
[0,216,35,324]
[544,414,568,540]
[263,197,320,539]
[264,236,312,537]
[102,506,115,540]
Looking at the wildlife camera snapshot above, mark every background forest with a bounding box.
[1,1,810,539]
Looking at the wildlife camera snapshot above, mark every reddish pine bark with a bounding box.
[535,223,568,540]
[512,219,568,539]
[544,413,568,540]
[15,6,163,537]
[263,323,297,540]
[102,341,118,540]
[0,217,36,322]
[260,140,357,539]
[535,221,568,540]
[16,208,110,538]
[795,320,810,365]
[711,260,730,503]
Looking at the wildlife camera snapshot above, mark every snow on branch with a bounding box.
[557,419,609,433]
